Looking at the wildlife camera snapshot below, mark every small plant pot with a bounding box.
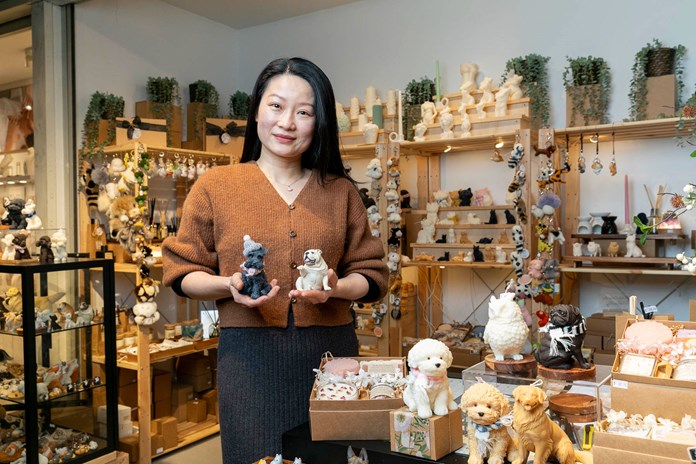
[646,47,676,77]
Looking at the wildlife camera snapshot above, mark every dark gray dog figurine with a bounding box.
[535,304,591,370]
[239,235,272,300]
[36,235,54,263]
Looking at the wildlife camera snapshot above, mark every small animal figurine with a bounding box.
[75,302,94,325]
[403,338,458,418]
[485,209,498,224]
[458,188,473,207]
[472,245,484,262]
[12,233,31,260]
[51,229,68,261]
[572,242,584,257]
[36,235,54,263]
[295,249,331,291]
[607,241,620,257]
[483,292,529,361]
[22,198,42,230]
[240,235,273,299]
[347,446,369,464]
[586,241,601,257]
[1,198,27,230]
[625,232,645,258]
[133,277,161,326]
[535,304,591,370]
[495,246,507,263]
[1,233,15,260]
[504,209,516,224]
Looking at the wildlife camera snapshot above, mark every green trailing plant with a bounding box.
[628,39,687,121]
[229,91,250,119]
[81,91,125,159]
[146,76,180,146]
[502,53,551,128]
[677,85,696,157]
[563,56,611,126]
[403,77,435,140]
[189,80,219,141]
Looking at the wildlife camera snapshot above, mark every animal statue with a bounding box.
[35,235,54,263]
[12,233,30,260]
[239,235,273,300]
[536,304,591,370]
[483,292,529,361]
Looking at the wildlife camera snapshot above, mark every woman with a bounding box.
[162,57,388,462]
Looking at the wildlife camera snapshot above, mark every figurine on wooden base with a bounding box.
[483,292,529,361]
[494,87,511,117]
[535,304,591,370]
[403,338,458,418]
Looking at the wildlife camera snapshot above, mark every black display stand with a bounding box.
[282,422,469,464]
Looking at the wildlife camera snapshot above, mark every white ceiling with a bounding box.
[0,28,32,90]
[159,0,362,30]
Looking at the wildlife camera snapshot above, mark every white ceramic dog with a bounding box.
[625,232,645,258]
[22,199,42,230]
[587,241,601,257]
[403,338,458,418]
[572,242,583,257]
[416,217,436,244]
[295,249,331,291]
[1,233,15,260]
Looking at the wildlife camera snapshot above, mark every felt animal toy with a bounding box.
[1,198,27,230]
[107,195,140,241]
[536,304,590,370]
[474,188,494,207]
[485,209,498,224]
[507,143,524,169]
[484,292,529,361]
[458,188,473,206]
[22,199,42,230]
[433,190,451,207]
[504,209,516,224]
[508,165,526,193]
[467,212,482,225]
[572,242,583,257]
[586,241,601,257]
[416,217,436,244]
[548,228,566,247]
[385,188,399,202]
[607,241,620,257]
[133,277,161,325]
[347,447,369,464]
[511,385,593,464]
[400,189,411,209]
[473,245,484,262]
[358,187,376,209]
[387,252,400,272]
[542,259,560,281]
[511,225,529,259]
[12,233,30,260]
[35,235,54,263]
[527,259,544,279]
[295,249,331,291]
[366,205,382,226]
[625,232,645,258]
[387,227,402,247]
[240,235,273,299]
[365,158,383,180]
[403,338,458,418]
[386,203,401,224]
[1,233,14,260]
[51,229,68,261]
[461,382,519,464]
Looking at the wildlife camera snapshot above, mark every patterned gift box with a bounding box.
[390,406,463,461]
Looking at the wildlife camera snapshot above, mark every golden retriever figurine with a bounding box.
[511,386,592,464]
[461,383,518,464]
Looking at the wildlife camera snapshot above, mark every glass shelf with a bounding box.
[0,321,104,337]
[0,381,105,405]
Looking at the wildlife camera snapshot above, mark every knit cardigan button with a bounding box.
[289,204,296,210]
[290,297,297,304]
[290,262,297,269]
[289,231,297,238]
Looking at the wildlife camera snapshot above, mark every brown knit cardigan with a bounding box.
[162,162,388,328]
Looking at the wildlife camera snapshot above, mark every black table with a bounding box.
[282,422,469,464]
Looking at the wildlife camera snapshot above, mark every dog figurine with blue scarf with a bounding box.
[460,382,518,464]
[535,304,591,370]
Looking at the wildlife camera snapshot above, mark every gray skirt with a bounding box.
[217,312,358,463]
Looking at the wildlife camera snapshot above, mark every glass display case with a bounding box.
[461,361,612,446]
[0,258,116,464]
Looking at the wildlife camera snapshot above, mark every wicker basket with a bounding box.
[646,47,676,77]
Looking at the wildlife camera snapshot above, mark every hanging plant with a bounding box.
[562,56,611,126]
[146,76,180,146]
[228,91,250,119]
[81,91,125,159]
[403,77,435,141]
[628,39,687,121]
[502,53,551,128]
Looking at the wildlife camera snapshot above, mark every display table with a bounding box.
[282,422,469,463]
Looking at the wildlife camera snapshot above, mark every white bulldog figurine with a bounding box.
[295,249,331,291]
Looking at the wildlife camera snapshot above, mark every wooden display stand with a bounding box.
[135,101,182,148]
[538,363,596,381]
[549,392,599,423]
[484,354,537,377]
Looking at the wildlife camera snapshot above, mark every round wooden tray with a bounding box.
[549,393,598,415]
[538,363,596,380]
[484,354,538,377]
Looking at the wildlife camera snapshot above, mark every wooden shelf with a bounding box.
[0,175,32,185]
[563,256,679,267]
[403,261,513,269]
[340,143,380,159]
[560,265,690,276]
[437,205,515,211]
[152,417,220,458]
[399,127,525,155]
[114,262,163,274]
[411,243,515,249]
[113,337,218,369]
[554,117,694,143]
[85,143,235,161]
[571,233,686,241]
[434,224,513,229]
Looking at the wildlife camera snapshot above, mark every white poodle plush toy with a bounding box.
[403,338,458,418]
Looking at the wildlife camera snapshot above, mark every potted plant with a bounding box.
[228,90,250,119]
[562,56,611,127]
[502,53,551,128]
[81,91,125,159]
[628,39,686,121]
[145,76,180,146]
[188,80,219,142]
[677,85,696,157]
[403,77,435,141]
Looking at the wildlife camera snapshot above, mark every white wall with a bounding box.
[73,0,696,323]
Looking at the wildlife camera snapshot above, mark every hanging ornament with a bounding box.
[591,133,602,175]
[578,134,586,174]
[609,131,617,176]
[562,133,571,172]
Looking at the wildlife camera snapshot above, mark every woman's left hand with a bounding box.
[288,269,339,304]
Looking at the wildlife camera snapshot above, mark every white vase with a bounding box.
[350,97,360,119]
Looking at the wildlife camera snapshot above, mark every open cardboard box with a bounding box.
[612,319,695,389]
[309,356,406,441]
[592,431,694,464]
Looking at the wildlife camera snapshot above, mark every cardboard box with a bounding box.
[118,382,138,409]
[177,372,213,393]
[115,117,168,147]
[566,85,602,127]
[586,312,619,336]
[201,388,218,421]
[186,399,208,423]
[151,432,165,455]
[309,356,406,441]
[646,74,676,120]
[389,407,464,461]
[204,118,245,158]
[611,380,696,422]
[160,417,179,449]
[612,319,694,390]
[153,398,172,419]
[97,404,132,424]
[119,368,137,387]
[177,354,211,376]
[152,369,172,402]
[592,430,692,463]
[690,300,696,322]
[135,101,182,148]
[593,350,616,366]
[119,435,139,463]
[584,334,603,350]
[171,383,194,406]
[173,403,187,422]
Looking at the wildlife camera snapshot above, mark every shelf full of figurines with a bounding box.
[0,257,118,464]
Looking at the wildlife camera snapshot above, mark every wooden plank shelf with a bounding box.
[399,129,523,155]
[113,337,219,369]
[571,233,686,241]
[560,266,690,276]
[436,205,515,212]
[151,417,220,458]
[563,256,678,267]
[411,243,515,249]
[403,261,513,269]
[434,224,513,229]
[554,117,695,143]
[87,143,236,161]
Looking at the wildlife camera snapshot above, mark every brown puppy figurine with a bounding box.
[511,385,592,464]
[461,383,518,464]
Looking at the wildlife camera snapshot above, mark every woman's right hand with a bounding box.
[229,272,280,307]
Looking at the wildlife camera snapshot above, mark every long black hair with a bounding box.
[240,57,352,185]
